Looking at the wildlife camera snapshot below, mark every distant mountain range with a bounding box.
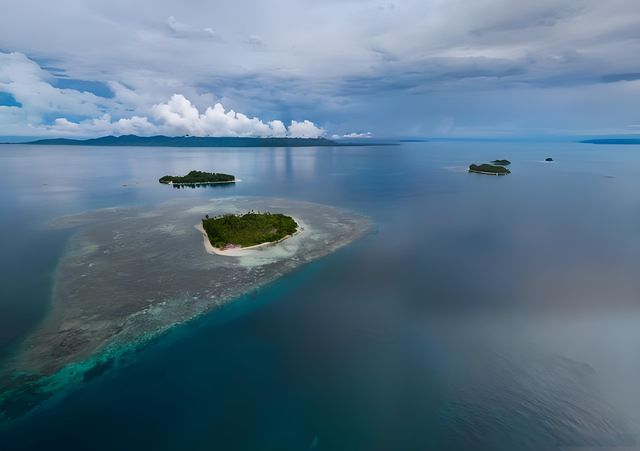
[580,138,640,145]
[23,135,368,147]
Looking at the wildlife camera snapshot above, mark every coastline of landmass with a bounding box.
[22,135,380,147]
[581,138,640,145]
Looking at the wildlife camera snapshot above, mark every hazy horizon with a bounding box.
[2,1,640,140]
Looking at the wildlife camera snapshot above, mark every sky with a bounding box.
[1,0,640,139]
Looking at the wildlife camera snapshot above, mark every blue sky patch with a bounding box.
[0,92,21,107]
[52,78,114,98]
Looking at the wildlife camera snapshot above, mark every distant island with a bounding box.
[24,135,360,147]
[159,170,235,185]
[491,159,511,166]
[201,212,298,251]
[469,163,511,175]
[581,138,640,145]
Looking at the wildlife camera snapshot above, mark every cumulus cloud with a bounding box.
[47,94,324,138]
[0,52,325,138]
[287,120,325,138]
[149,94,294,137]
[51,115,156,136]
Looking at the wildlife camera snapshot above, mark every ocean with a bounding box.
[1,141,640,450]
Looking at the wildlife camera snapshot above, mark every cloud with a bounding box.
[50,115,156,136]
[601,73,640,83]
[243,34,264,48]
[2,1,640,137]
[166,16,223,42]
[0,52,110,121]
[46,94,324,138]
[332,132,373,139]
[287,120,324,138]
[0,52,325,137]
[149,94,292,137]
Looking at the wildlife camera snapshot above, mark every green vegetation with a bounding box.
[491,159,511,166]
[202,212,298,248]
[469,163,511,175]
[545,157,554,162]
[159,170,235,184]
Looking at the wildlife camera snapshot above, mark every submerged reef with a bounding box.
[0,197,370,420]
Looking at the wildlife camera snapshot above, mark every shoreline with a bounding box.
[468,169,509,176]
[195,217,304,257]
[162,179,240,186]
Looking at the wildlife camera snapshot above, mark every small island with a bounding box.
[201,212,298,251]
[159,170,235,185]
[469,163,511,175]
[491,159,511,166]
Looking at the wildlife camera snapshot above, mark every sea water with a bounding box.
[1,142,640,450]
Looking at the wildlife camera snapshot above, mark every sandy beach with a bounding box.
[195,217,305,257]
[165,179,242,186]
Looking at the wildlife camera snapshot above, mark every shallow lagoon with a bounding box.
[2,142,640,449]
[0,197,368,415]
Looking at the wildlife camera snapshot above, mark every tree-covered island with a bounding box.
[469,163,511,175]
[201,212,298,249]
[491,159,511,166]
[159,170,235,185]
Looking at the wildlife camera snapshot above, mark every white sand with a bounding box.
[167,179,242,186]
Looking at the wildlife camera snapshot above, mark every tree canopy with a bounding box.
[202,212,298,248]
[469,163,511,175]
[159,170,235,184]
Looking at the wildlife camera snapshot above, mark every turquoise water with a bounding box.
[2,142,640,449]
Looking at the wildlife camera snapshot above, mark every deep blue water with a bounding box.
[2,142,640,450]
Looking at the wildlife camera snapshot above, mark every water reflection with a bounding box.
[169,182,236,189]
[2,142,640,449]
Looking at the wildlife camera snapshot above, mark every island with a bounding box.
[545,157,554,162]
[469,163,511,175]
[159,170,235,185]
[491,159,511,166]
[201,212,298,250]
